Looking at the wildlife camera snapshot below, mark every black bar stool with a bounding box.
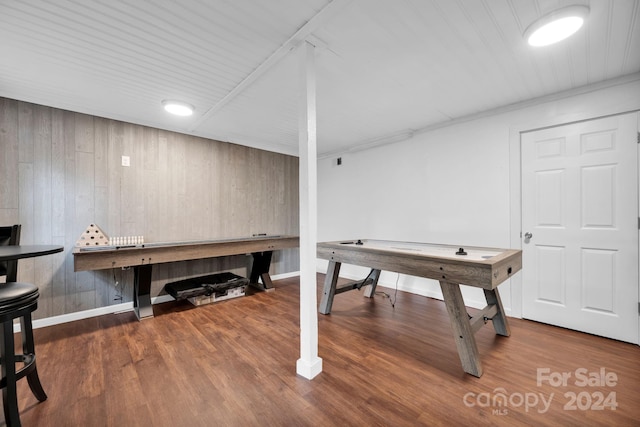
[0,225,21,283]
[0,282,47,427]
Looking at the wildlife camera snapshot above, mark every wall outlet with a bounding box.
[121,155,130,167]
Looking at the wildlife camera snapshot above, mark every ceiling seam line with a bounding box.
[187,0,352,133]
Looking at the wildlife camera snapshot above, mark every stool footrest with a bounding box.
[0,353,36,389]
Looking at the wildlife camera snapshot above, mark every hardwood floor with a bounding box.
[8,274,640,426]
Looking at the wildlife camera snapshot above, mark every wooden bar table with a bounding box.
[317,239,522,377]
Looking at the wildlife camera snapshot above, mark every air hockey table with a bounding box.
[317,239,522,377]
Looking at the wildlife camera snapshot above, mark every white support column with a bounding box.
[296,40,323,380]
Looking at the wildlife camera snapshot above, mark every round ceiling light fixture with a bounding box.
[524,5,589,47]
[162,99,194,116]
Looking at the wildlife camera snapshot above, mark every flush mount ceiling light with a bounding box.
[162,100,194,116]
[524,5,589,47]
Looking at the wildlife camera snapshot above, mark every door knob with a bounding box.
[524,232,533,243]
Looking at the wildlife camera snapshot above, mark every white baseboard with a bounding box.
[30,301,134,332]
[22,271,301,333]
[272,271,300,280]
[23,268,492,333]
[21,294,175,333]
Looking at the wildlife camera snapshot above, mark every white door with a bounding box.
[521,113,638,344]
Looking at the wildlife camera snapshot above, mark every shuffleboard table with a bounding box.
[317,239,522,377]
[73,235,298,320]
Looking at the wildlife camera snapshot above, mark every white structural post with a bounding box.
[296,40,323,379]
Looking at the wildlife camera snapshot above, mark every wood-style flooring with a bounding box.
[8,275,640,426]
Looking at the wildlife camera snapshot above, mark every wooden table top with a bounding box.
[0,245,64,261]
[73,235,299,271]
[317,239,522,289]
[318,239,518,263]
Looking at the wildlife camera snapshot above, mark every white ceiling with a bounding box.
[1,0,639,157]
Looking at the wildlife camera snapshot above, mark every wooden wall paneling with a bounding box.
[209,141,228,237]
[33,104,52,244]
[0,99,19,210]
[18,102,33,163]
[18,160,35,286]
[51,108,66,238]
[2,98,300,318]
[17,102,35,276]
[93,185,112,308]
[93,119,110,305]
[242,146,255,236]
[241,146,254,237]
[107,120,124,238]
[50,235,67,317]
[74,113,94,153]
[152,263,169,297]
[274,151,286,210]
[256,149,269,235]
[249,149,269,235]
[116,268,134,305]
[166,130,187,240]
[74,148,96,258]
[228,142,240,237]
[210,139,224,238]
[184,257,209,281]
[95,118,117,309]
[143,165,161,241]
[142,126,159,171]
[72,115,94,317]
[0,209,18,226]
[97,268,116,306]
[270,150,284,233]
[202,135,216,239]
[120,122,138,228]
[94,270,114,310]
[63,110,78,312]
[159,131,188,290]
[32,104,54,317]
[286,155,299,233]
[34,251,55,318]
[247,148,259,234]
[94,117,109,188]
[141,126,160,248]
[281,155,299,274]
[95,118,116,307]
[228,144,249,238]
[77,288,98,313]
[130,124,146,235]
[94,187,109,240]
[148,130,169,241]
[75,150,97,311]
[184,136,213,240]
[49,109,66,318]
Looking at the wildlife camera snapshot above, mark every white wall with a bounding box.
[317,74,640,316]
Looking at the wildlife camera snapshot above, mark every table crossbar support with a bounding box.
[334,269,381,296]
[319,265,381,314]
[469,304,498,335]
